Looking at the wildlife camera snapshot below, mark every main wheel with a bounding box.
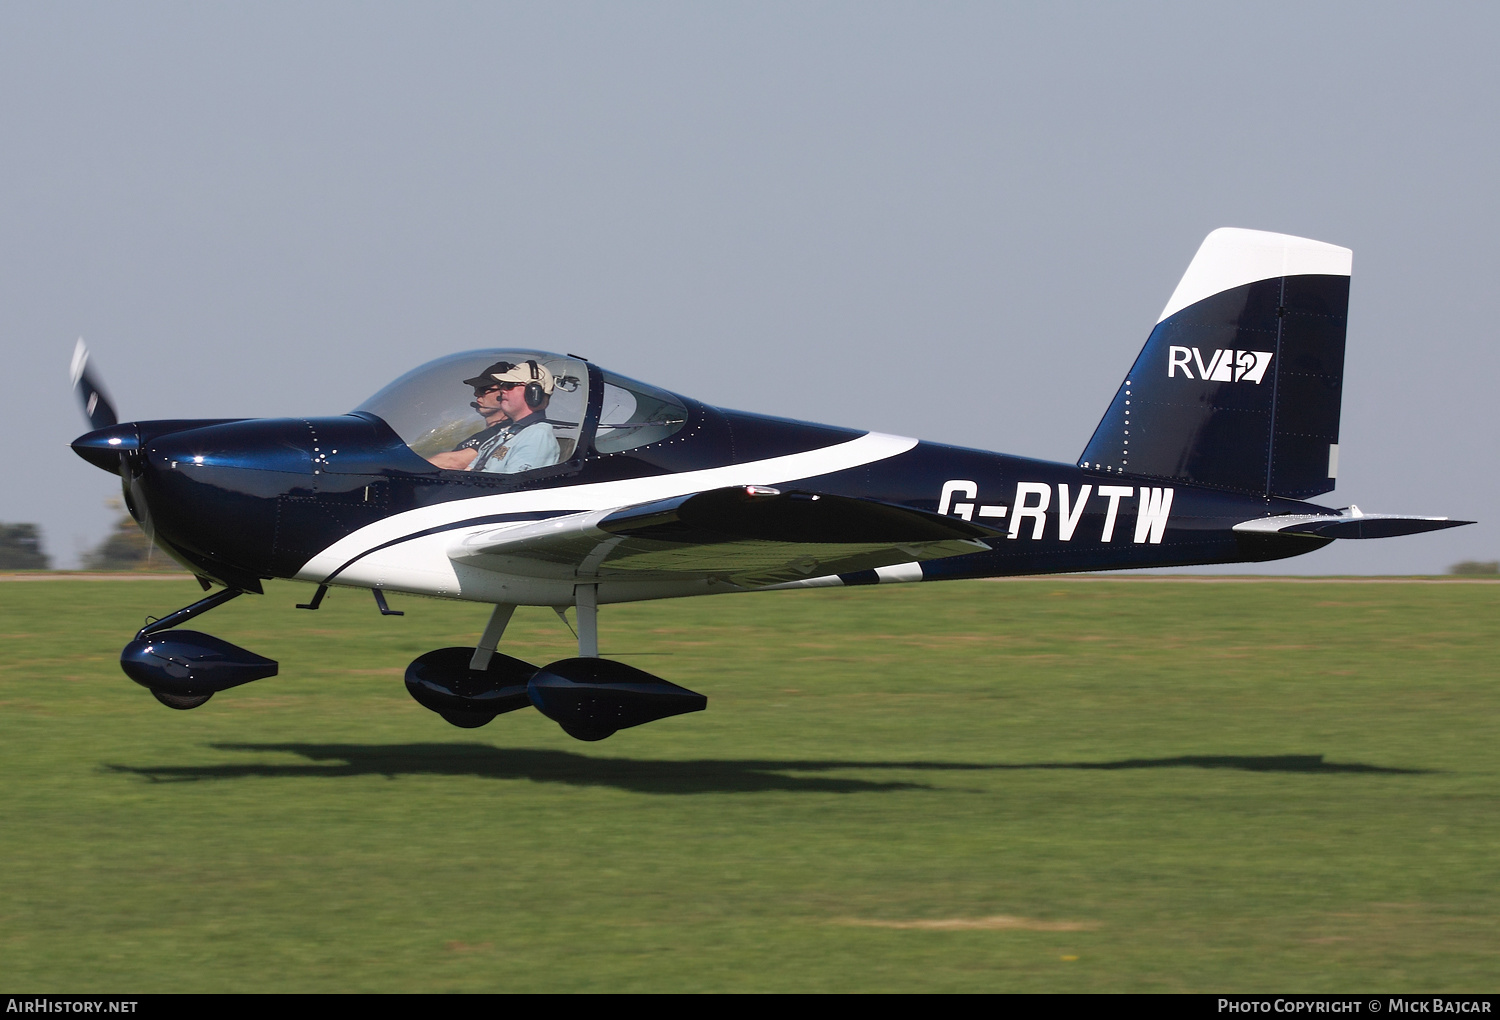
[151,689,213,710]
[439,710,496,729]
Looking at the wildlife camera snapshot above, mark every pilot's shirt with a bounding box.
[465,412,561,474]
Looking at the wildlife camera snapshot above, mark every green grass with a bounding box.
[0,577,1496,991]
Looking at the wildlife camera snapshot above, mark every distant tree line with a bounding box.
[0,524,49,569]
[0,508,182,572]
[1449,560,1499,576]
[82,513,172,571]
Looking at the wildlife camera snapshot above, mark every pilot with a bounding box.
[427,360,562,473]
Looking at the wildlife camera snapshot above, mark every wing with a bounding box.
[449,486,997,588]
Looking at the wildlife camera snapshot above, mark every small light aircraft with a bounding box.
[70,228,1471,740]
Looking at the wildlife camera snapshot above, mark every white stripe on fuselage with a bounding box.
[296,431,918,584]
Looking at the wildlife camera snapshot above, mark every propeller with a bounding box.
[68,339,154,544]
[70,339,119,431]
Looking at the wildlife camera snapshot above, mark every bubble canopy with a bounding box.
[355,350,688,470]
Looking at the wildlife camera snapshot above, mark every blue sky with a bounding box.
[3,2,1494,571]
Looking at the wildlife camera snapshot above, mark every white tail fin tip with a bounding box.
[1158,228,1352,324]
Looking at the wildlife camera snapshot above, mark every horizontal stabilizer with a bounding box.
[450,486,995,588]
[1233,510,1473,540]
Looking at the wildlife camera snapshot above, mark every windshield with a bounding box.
[356,350,590,471]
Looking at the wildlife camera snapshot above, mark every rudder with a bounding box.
[1079,228,1351,499]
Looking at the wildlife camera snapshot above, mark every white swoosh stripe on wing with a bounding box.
[295,431,918,581]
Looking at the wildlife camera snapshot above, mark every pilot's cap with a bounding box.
[462,360,555,394]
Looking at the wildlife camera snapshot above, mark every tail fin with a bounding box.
[1079,228,1351,499]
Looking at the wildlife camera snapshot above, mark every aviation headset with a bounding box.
[469,360,549,414]
[519,360,546,410]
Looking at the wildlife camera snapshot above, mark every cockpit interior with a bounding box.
[356,350,690,474]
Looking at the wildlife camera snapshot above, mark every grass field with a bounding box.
[0,576,1496,992]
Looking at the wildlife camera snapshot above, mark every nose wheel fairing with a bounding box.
[117,589,278,707]
[121,628,279,698]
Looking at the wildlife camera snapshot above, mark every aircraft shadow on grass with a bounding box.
[103,745,1430,794]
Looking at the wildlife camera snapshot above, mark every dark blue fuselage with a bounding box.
[73,389,1327,594]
